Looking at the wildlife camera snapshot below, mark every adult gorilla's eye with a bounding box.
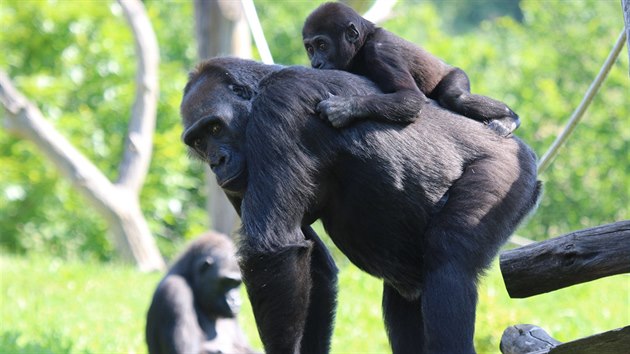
[229,84,252,100]
[209,122,222,136]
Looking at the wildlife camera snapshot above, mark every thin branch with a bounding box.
[537,30,626,174]
[116,0,159,193]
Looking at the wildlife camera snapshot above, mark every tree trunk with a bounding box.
[194,0,251,236]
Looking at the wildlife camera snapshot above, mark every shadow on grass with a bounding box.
[0,331,89,354]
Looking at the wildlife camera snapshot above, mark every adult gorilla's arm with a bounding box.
[228,194,337,354]
[300,226,338,353]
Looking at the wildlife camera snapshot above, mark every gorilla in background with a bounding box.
[180,57,541,354]
[146,231,258,354]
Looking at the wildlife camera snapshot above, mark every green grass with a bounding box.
[1,252,628,353]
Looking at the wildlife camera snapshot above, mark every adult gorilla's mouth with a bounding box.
[216,168,246,190]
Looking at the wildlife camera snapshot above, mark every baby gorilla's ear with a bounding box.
[345,22,359,43]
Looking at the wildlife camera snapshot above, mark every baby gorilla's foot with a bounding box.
[487,113,520,137]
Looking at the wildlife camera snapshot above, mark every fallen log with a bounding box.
[500,220,630,298]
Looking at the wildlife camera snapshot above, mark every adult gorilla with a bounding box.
[180,58,541,354]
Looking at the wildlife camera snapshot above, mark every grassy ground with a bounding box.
[1,252,628,353]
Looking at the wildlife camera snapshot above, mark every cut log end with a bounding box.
[500,324,561,354]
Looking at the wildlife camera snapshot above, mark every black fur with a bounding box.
[146,231,256,354]
[181,58,541,354]
[303,2,520,136]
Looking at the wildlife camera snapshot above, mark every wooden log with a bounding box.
[500,220,630,298]
[500,324,630,354]
[500,324,561,354]
[549,326,630,354]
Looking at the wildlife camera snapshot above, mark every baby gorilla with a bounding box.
[302,2,520,136]
[146,231,256,354]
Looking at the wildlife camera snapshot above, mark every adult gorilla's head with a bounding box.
[180,58,281,193]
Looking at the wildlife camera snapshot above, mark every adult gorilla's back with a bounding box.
[183,58,540,353]
[244,66,539,283]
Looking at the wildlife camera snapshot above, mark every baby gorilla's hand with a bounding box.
[316,94,357,128]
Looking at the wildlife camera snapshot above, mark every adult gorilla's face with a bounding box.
[181,72,252,193]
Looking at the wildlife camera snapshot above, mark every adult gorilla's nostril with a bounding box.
[210,154,227,169]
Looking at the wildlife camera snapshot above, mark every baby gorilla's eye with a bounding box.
[318,42,327,51]
[306,45,314,56]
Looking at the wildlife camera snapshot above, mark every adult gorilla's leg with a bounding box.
[421,261,478,353]
[421,153,539,353]
[301,226,338,354]
[382,283,424,353]
[420,162,487,353]
[239,241,314,353]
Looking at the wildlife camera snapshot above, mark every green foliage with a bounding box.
[1,0,627,260]
[2,254,628,352]
[428,0,523,33]
[0,0,205,260]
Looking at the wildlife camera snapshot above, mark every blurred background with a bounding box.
[1,0,628,352]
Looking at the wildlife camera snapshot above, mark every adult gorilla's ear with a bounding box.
[345,22,359,43]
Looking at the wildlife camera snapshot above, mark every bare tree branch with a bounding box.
[116,0,159,194]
